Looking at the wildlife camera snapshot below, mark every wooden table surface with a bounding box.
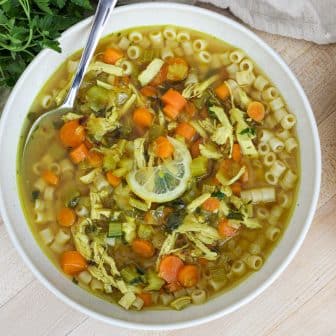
[1,3,335,335]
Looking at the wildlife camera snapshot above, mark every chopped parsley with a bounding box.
[227,211,244,221]
[212,191,226,200]
[240,127,256,137]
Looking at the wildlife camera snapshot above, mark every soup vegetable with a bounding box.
[19,26,299,311]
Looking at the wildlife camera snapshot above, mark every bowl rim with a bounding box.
[0,2,321,330]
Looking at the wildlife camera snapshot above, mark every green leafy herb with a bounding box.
[212,191,226,200]
[239,127,256,137]
[31,189,40,201]
[0,0,94,87]
[72,277,79,285]
[227,211,244,221]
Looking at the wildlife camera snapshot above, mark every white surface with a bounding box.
[0,2,321,330]
[203,0,336,44]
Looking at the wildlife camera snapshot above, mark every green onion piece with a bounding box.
[170,296,192,310]
[108,222,123,238]
[190,156,208,177]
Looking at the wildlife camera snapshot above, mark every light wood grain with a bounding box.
[0,3,336,336]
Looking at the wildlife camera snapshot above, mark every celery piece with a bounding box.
[190,156,208,177]
[145,269,165,291]
[86,85,109,108]
[129,197,149,212]
[108,222,123,238]
[120,266,142,284]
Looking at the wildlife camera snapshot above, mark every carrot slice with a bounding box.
[175,122,196,141]
[140,85,158,98]
[106,171,121,187]
[57,207,77,227]
[137,292,152,307]
[59,120,85,148]
[159,255,184,283]
[231,182,241,196]
[42,170,59,186]
[247,101,265,122]
[87,150,103,168]
[177,265,199,288]
[132,239,155,258]
[161,88,187,111]
[69,143,89,164]
[202,197,220,212]
[215,83,230,100]
[163,104,180,120]
[102,47,123,65]
[155,136,174,159]
[218,218,237,237]
[133,107,154,128]
[60,251,87,275]
[232,143,242,162]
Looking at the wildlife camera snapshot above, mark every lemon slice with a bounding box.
[127,137,191,203]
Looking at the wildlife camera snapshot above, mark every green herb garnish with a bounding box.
[212,191,226,200]
[0,0,94,87]
[227,212,244,220]
[239,127,256,137]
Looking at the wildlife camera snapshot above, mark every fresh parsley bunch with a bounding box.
[0,0,94,87]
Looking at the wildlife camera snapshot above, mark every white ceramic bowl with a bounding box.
[0,2,321,330]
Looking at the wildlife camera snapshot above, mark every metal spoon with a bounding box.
[24,0,118,148]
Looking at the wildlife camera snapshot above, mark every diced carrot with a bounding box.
[137,292,152,307]
[57,207,77,227]
[231,182,241,196]
[165,281,182,293]
[69,143,89,164]
[218,218,237,238]
[215,83,230,100]
[232,143,242,162]
[161,88,187,111]
[175,122,196,141]
[102,47,123,65]
[166,57,189,81]
[202,197,220,212]
[163,104,180,120]
[155,136,174,159]
[220,159,242,180]
[140,85,158,98]
[59,120,85,148]
[159,255,184,283]
[106,171,121,187]
[190,139,202,158]
[60,251,87,275]
[177,264,199,288]
[210,176,221,186]
[132,239,155,258]
[42,170,59,186]
[150,63,168,86]
[185,101,196,117]
[87,150,103,167]
[133,107,154,128]
[247,101,265,122]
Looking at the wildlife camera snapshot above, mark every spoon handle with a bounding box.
[63,0,118,108]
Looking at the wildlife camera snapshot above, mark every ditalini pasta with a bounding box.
[19,25,299,312]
